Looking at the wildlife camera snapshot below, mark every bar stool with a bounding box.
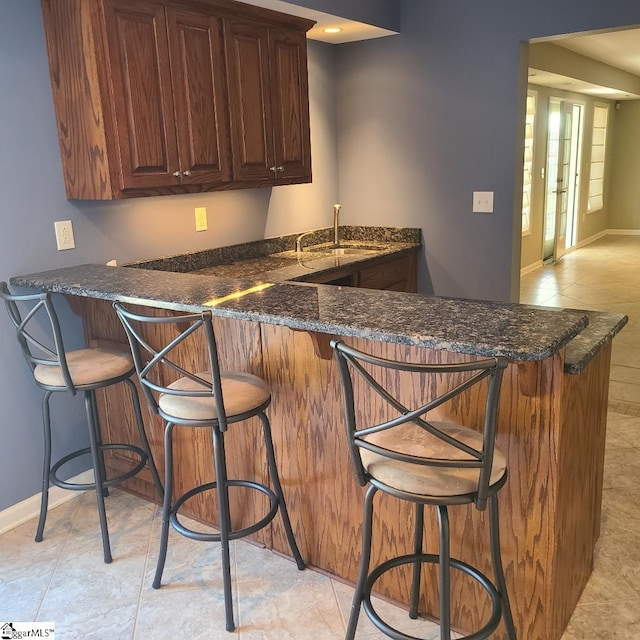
[0,282,162,563]
[114,303,305,632]
[331,340,516,640]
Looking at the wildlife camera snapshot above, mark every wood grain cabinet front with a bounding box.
[224,19,312,185]
[41,0,313,199]
[301,250,418,293]
[103,0,232,192]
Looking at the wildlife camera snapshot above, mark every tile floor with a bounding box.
[0,488,453,639]
[2,234,639,639]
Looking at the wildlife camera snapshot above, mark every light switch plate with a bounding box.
[195,207,207,232]
[472,191,494,214]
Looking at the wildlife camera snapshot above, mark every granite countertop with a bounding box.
[12,262,609,368]
[10,226,627,373]
[563,309,627,374]
[126,225,420,283]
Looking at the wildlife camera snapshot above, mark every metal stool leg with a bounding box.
[438,505,451,640]
[124,378,163,499]
[489,494,517,640]
[212,426,235,632]
[36,391,54,543]
[346,483,378,640]
[258,412,305,570]
[153,422,175,589]
[88,390,109,498]
[85,390,112,564]
[409,502,424,619]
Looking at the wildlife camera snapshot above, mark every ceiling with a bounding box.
[239,3,640,97]
[236,0,397,43]
[529,27,640,100]
[557,28,640,76]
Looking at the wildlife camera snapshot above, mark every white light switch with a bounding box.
[472,191,494,214]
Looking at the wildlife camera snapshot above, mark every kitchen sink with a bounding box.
[304,245,382,256]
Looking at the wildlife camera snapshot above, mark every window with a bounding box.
[522,92,536,235]
[587,104,609,213]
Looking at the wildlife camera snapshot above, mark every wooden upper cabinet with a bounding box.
[102,0,181,191]
[269,28,312,182]
[224,18,311,185]
[165,6,231,186]
[41,0,313,200]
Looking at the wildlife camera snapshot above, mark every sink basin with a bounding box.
[304,245,381,256]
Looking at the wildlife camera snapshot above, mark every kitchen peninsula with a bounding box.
[11,232,626,640]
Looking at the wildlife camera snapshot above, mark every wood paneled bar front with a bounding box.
[11,263,626,640]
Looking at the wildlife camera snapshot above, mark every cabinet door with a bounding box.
[358,253,418,292]
[224,19,274,182]
[269,28,311,182]
[166,8,232,185]
[103,0,180,190]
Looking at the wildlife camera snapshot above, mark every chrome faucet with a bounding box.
[333,203,342,247]
[296,229,316,253]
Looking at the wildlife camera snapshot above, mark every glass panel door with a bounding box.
[543,99,583,263]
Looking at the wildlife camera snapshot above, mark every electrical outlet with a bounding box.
[195,207,207,232]
[54,220,75,250]
[472,191,494,214]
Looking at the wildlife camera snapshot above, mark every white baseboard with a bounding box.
[520,229,640,275]
[606,228,640,236]
[520,260,544,276]
[0,470,94,536]
[574,229,609,248]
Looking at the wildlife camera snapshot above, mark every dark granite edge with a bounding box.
[126,225,422,273]
[194,306,590,361]
[10,264,594,365]
[563,310,628,374]
[105,294,589,362]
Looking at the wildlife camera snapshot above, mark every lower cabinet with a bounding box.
[301,249,418,292]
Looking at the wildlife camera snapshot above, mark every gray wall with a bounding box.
[3,0,640,513]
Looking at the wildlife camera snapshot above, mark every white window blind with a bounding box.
[522,92,536,235]
[587,104,609,213]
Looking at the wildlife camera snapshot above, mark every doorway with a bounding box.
[542,98,584,263]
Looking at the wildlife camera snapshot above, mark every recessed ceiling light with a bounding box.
[323,27,342,34]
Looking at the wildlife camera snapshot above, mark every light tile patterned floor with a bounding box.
[0,489,452,639]
[1,234,639,639]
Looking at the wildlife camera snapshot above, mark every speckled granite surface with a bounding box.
[11,263,605,367]
[563,309,627,373]
[127,226,421,276]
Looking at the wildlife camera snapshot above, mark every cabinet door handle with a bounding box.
[172,171,182,178]
[183,170,192,177]
[269,166,285,175]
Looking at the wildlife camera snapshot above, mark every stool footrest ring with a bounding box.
[170,479,279,542]
[363,553,503,640]
[50,444,148,491]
